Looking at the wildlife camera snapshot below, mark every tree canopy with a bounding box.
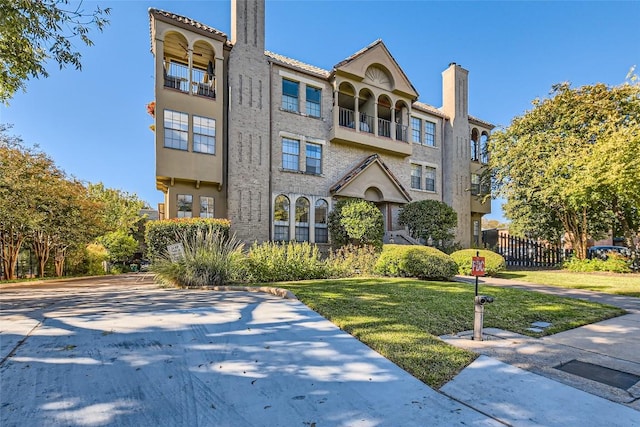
[489,79,640,258]
[0,0,110,103]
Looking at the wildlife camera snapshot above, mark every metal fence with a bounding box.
[484,233,571,268]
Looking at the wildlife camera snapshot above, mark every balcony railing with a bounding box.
[378,118,391,138]
[164,62,189,92]
[396,124,408,142]
[164,62,215,99]
[339,107,355,128]
[360,114,374,134]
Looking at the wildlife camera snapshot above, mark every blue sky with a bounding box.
[2,0,639,222]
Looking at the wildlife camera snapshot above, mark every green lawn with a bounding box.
[496,270,640,297]
[280,277,624,388]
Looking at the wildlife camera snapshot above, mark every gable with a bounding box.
[334,41,418,100]
[330,155,411,204]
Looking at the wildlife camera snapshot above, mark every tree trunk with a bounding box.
[0,227,25,280]
[54,247,67,277]
[31,230,51,278]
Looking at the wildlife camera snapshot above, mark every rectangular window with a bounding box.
[193,116,216,154]
[471,174,481,195]
[411,117,422,144]
[177,194,193,218]
[282,138,300,171]
[424,121,436,146]
[305,143,322,175]
[425,167,436,192]
[164,110,188,150]
[282,79,299,112]
[200,196,214,218]
[306,86,321,117]
[411,164,422,190]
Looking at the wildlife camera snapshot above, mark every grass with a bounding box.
[279,277,625,388]
[496,270,640,297]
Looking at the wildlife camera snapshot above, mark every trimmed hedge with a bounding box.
[563,254,631,273]
[374,244,458,280]
[450,249,506,276]
[145,218,230,260]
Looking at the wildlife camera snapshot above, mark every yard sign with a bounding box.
[471,256,486,277]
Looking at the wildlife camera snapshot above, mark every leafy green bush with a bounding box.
[563,254,631,273]
[145,218,230,260]
[398,200,457,249]
[328,199,383,248]
[151,227,244,287]
[244,241,327,283]
[326,244,380,277]
[84,243,108,275]
[450,249,506,276]
[374,244,458,280]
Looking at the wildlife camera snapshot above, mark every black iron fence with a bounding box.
[484,233,571,268]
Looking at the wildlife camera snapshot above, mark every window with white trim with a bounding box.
[425,167,436,192]
[282,79,299,112]
[164,110,188,150]
[200,196,214,218]
[282,138,300,171]
[193,116,216,154]
[306,142,322,175]
[411,164,422,190]
[177,194,193,218]
[411,117,421,144]
[306,86,321,118]
[424,121,436,146]
[274,195,290,241]
[314,199,328,243]
[295,197,310,242]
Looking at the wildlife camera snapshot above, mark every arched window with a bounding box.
[273,195,290,241]
[314,199,328,243]
[295,197,310,242]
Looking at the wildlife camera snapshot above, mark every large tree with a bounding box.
[0,0,110,103]
[490,80,640,258]
[0,126,63,279]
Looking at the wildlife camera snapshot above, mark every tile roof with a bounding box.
[333,39,384,69]
[330,154,412,202]
[149,8,231,45]
[469,115,495,129]
[265,51,331,78]
[412,101,448,119]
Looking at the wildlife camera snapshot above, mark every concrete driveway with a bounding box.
[0,275,497,427]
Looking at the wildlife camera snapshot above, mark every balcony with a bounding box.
[163,61,216,99]
[332,107,412,156]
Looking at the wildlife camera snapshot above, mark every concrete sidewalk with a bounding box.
[441,275,640,422]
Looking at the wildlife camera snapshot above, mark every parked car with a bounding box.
[587,245,631,260]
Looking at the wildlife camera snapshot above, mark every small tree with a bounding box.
[328,199,383,248]
[398,200,457,248]
[97,231,138,266]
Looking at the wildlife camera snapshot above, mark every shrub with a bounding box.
[145,218,230,260]
[398,200,457,249]
[374,244,458,280]
[450,249,506,276]
[563,254,631,273]
[85,243,108,275]
[326,244,380,277]
[244,241,327,283]
[151,227,244,287]
[328,199,383,248]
